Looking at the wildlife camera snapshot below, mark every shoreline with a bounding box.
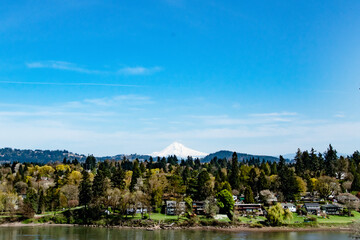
[0,222,353,233]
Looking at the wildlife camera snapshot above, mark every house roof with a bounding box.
[304,203,320,207]
[281,203,295,207]
[321,204,342,209]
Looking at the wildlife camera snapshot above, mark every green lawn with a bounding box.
[238,216,266,223]
[288,212,360,225]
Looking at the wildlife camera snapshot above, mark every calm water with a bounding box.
[0,226,352,240]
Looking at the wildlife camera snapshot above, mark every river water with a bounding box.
[0,226,353,240]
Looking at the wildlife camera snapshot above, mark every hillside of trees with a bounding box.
[202,150,280,163]
[0,148,86,163]
[0,144,359,226]
[0,147,281,165]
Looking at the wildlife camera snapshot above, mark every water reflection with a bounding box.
[0,226,351,240]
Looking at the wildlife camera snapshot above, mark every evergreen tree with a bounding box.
[130,160,141,192]
[111,164,126,190]
[79,169,92,207]
[310,148,320,176]
[294,149,303,175]
[248,168,258,194]
[196,170,212,200]
[352,151,360,165]
[37,188,45,214]
[279,165,300,201]
[182,166,191,185]
[24,187,38,213]
[244,186,255,203]
[258,171,269,190]
[270,162,277,175]
[302,150,311,173]
[278,156,286,174]
[148,156,154,169]
[229,152,240,190]
[351,173,360,191]
[92,170,107,200]
[85,155,97,170]
[324,144,338,177]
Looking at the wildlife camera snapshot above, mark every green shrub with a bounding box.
[38,216,52,223]
[22,218,34,224]
[51,214,67,224]
[142,213,149,219]
[249,223,263,228]
[94,219,107,226]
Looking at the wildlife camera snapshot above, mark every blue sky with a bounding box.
[0,0,359,156]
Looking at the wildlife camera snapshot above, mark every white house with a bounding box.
[281,203,296,212]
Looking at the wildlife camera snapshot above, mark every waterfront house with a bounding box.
[321,204,342,215]
[166,200,186,215]
[192,201,206,215]
[281,203,296,212]
[234,203,263,215]
[304,203,320,215]
[126,203,148,215]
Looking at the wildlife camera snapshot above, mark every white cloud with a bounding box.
[0,81,139,87]
[83,95,153,106]
[26,61,162,76]
[334,114,345,118]
[250,112,298,117]
[117,66,162,75]
[26,61,104,74]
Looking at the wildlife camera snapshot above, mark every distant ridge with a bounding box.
[202,150,279,163]
[0,148,86,163]
[0,147,281,164]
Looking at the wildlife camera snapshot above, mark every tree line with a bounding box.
[0,144,359,222]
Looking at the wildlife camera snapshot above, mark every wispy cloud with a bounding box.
[83,95,153,106]
[26,61,163,76]
[26,61,104,74]
[117,66,162,75]
[187,113,296,126]
[334,113,345,118]
[250,112,298,117]
[0,81,140,87]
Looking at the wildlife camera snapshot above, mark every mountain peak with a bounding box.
[151,142,207,159]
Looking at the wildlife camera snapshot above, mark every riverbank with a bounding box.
[0,222,353,233]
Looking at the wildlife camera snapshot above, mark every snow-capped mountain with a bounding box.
[151,142,208,159]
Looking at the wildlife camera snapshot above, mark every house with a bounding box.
[321,204,343,215]
[126,203,148,215]
[192,201,206,215]
[166,201,186,215]
[281,203,296,213]
[234,204,263,216]
[304,203,320,215]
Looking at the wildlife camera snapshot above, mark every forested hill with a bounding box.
[0,148,86,163]
[0,148,281,164]
[201,150,280,163]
